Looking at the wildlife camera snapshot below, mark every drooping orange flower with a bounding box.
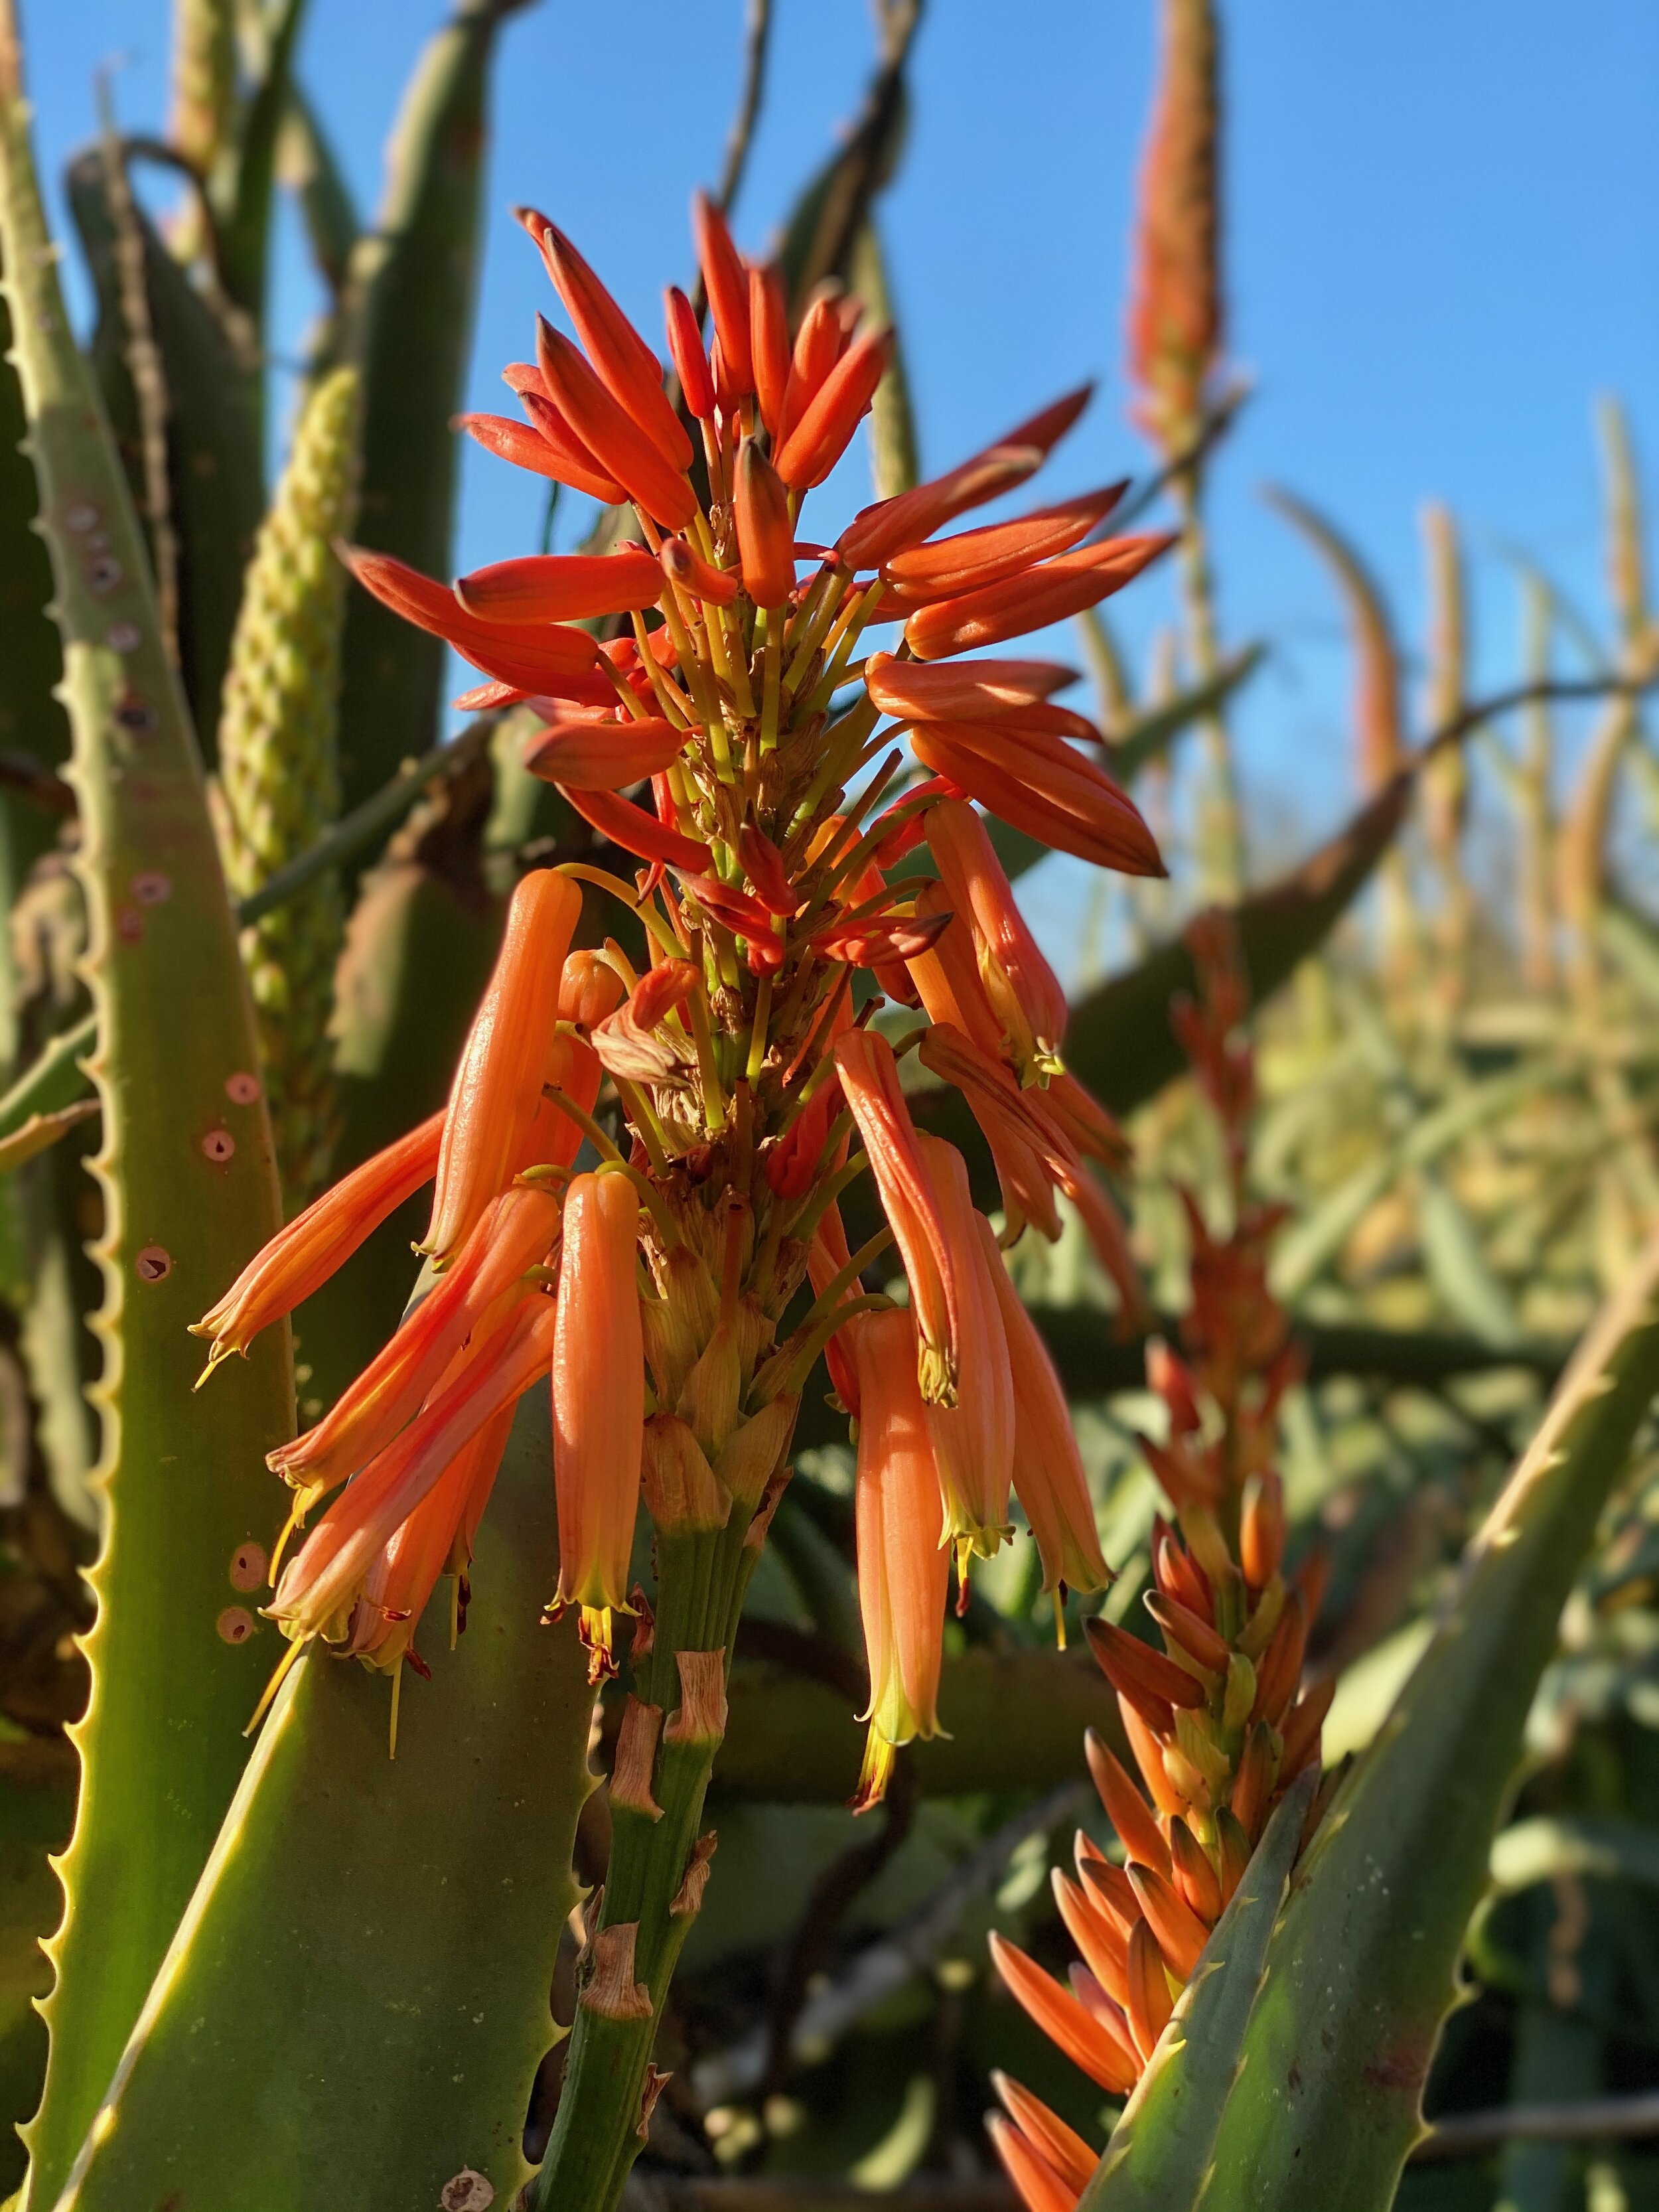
[551,1171,644,1680]
[849,1307,952,1812]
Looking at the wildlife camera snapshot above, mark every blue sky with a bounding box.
[20,0,1659,930]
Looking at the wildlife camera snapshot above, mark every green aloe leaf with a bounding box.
[216,0,307,331]
[1079,1773,1315,2212]
[0,275,66,881]
[64,148,263,761]
[335,0,530,816]
[0,38,293,2209]
[1200,1228,1659,2212]
[52,1392,593,2212]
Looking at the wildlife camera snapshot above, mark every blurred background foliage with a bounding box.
[0,1,1657,2207]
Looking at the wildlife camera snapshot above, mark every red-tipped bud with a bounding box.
[458,410,624,502]
[516,386,632,505]
[908,718,1165,877]
[777,291,849,449]
[1279,1676,1336,1781]
[1145,1590,1230,1676]
[663,283,717,419]
[735,437,796,607]
[883,484,1127,602]
[989,1934,1139,2096]
[1230,1721,1278,1840]
[1240,1471,1285,1590]
[1051,1868,1130,2008]
[630,959,701,1029]
[691,190,753,396]
[865,652,1078,721]
[990,2077,1098,2200]
[557,784,713,873]
[749,263,790,435]
[738,824,800,917]
[1169,1816,1222,1924]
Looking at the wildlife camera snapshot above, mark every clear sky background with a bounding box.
[19,0,1659,947]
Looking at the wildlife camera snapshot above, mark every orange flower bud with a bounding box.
[916,1138,1014,1570]
[883,484,1127,602]
[910,717,1165,876]
[1127,1858,1209,1980]
[1279,1676,1335,1781]
[1123,1917,1175,2063]
[989,1933,1139,2096]
[514,1030,605,1178]
[338,544,608,698]
[551,1173,645,1676]
[904,534,1175,661]
[516,386,631,506]
[991,2076,1097,2201]
[191,1109,443,1374]
[1169,1815,1222,1923]
[453,549,666,624]
[735,437,796,608]
[738,823,800,917]
[928,798,1068,1081]
[773,325,891,490]
[1084,1728,1171,1878]
[270,1295,558,1646]
[558,950,626,1031]
[663,285,717,419]
[522,713,689,790]
[528,217,693,471]
[977,1217,1110,1603]
[423,869,582,1262]
[835,1029,961,1406]
[534,317,696,529]
[749,263,790,435]
[865,652,1078,721]
[1085,1616,1204,1725]
[459,411,626,503]
[1051,1868,1130,2008]
[1240,1469,1285,1588]
[987,2112,1082,2212]
[1145,1590,1230,1676]
[692,190,753,396]
[848,1308,950,1812]
[776,291,849,449]
[269,1182,562,1511]
[659,536,740,605]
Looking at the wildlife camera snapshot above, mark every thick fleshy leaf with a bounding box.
[0,47,294,2211]
[54,1393,593,2212]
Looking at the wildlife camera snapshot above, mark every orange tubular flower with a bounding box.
[977,1218,1110,1609]
[833,1029,961,1405]
[691,190,753,395]
[190,1108,444,1375]
[927,798,1069,1082]
[989,1933,1138,2096]
[269,1294,559,1647]
[735,437,796,607]
[914,1136,1015,1572]
[837,382,1095,570]
[551,1173,645,1678]
[423,869,583,1263]
[458,411,624,500]
[772,325,891,489]
[268,1182,563,1512]
[849,1308,952,1812]
[865,653,1078,721]
[987,2114,1080,2212]
[909,717,1165,875]
[881,484,1127,603]
[904,534,1175,661]
[521,713,689,790]
[992,2077,1097,2203]
[453,549,667,623]
[776,292,847,448]
[337,544,612,701]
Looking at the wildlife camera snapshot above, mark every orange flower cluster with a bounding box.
[195,197,1172,1794]
[1127,0,1223,455]
[987,916,1333,2209]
